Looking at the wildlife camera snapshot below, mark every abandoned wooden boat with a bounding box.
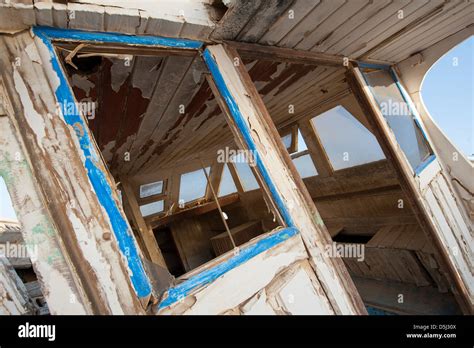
[0,0,472,315]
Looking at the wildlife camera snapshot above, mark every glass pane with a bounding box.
[297,129,307,152]
[312,106,385,170]
[281,133,292,150]
[140,200,164,217]
[218,164,237,197]
[293,154,317,178]
[140,180,163,198]
[233,153,259,191]
[179,167,210,203]
[363,69,432,170]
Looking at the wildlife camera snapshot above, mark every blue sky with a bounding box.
[1,37,472,220]
[422,36,473,159]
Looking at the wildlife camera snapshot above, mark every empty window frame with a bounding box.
[139,200,164,217]
[232,154,259,191]
[286,128,318,178]
[179,167,210,203]
[362,69,433,171]
[311,106,385,170]
[139,180,164,198]
[34,26,299,311]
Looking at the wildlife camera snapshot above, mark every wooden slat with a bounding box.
[295,0,370,51]
[236,0,293,43]
[121,55,195,174]
[227,40,346,67]
[277,0,346,48]
[259,0,321,46]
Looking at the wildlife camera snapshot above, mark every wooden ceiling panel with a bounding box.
[224,0,472,63]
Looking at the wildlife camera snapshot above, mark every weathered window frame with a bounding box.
[358,62,436,176]
[33,26,300,309]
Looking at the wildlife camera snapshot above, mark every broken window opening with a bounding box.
[140,180,164,198]
[361,69,433,171]
[140,200,164,217]
[60,47,285,280]
[218,164,237,197]
[288,128,318,178]
[311,106,386,170]
[232,154,260,192]
[179,167,211,204]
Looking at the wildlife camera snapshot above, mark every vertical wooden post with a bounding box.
[205,161,224,200]
[297,118,334,177]
[204,44,366,314]
[0,31,150,314]
[121,179,167,268]
[227,162,245,193]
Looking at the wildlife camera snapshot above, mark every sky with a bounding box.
[0,37,472,221]
[422,36,473,159]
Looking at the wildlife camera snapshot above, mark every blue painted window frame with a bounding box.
[32,26,301,308]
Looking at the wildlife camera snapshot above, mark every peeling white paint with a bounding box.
[25,42,42,64]
[13,69,46,147]
[101,140,117,162]
[32,35,61,91]
[0,116,89,314]
[67,207,124,314]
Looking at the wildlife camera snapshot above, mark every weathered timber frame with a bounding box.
[203,44,366,314]
[347,65,473,314]
[4,26,370,314]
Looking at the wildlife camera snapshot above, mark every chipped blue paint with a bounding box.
[203,48,295,227]
[159,227,299,309]
[33,27,152,298]
[34,26,203,49]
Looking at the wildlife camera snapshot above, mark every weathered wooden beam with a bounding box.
[138,192,168,206]
[148,193,240,229]
[297,118,334,177]
[121,179,167,268]
[346,66,473,314]
[226,161,245,194]
[55,42,198,58]
[205,161,224,200]
[225,40,347,67]
[203,44,366,314]
[0,87,90,314]
[0,31,149,314]
[313,184,401,203]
